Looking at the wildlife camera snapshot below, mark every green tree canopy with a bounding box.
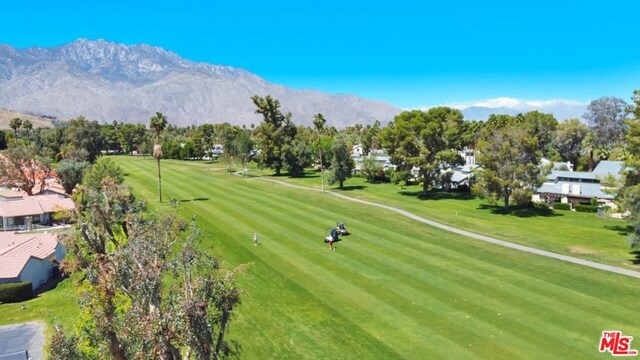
[66,116,104,163]
[52,182,242,359]
[9,117,22,140]
[252,95,295,175]
[583,96,629,151]
[82,157,125,190]
[149,112,168,143]
[552,118,590,167]
[474,124,542,210]
[380,107,464,194]
[57,160,89,194]
[328,138,354,188]
[620,90,640,248]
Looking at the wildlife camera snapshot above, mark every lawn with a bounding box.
[102,156,639,359]
[249,167,638,269]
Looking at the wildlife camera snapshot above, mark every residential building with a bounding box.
[0,191,74,231]
[352,147,396,172]
[0,233,65,290]
[533,160,625,207]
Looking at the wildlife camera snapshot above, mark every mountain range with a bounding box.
[0,39,401,127]
[450,98,587,121]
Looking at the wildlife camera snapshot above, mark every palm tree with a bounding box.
[149,112,168,202]
[313,113,327,192]
[21,119,32,138]
[583,132,595,171]
[10,118,22,141]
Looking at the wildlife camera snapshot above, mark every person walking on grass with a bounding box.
[253,232,259,246]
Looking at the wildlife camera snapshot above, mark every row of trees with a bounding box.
[1,93,635,201]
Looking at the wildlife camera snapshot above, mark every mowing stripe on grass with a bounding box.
[113,157,640,360]
[258,177,640,279]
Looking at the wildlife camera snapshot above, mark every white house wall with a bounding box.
[54,243,65,262]
[19,257,54,290]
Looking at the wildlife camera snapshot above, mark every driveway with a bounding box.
[0,322,45,360]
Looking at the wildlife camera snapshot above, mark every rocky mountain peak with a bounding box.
[0,39,401,127]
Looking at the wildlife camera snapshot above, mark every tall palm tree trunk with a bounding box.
[157,158,162,203]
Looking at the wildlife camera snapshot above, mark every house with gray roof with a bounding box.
[533,160,625,208]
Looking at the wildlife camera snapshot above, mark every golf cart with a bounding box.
[336,221,350,235]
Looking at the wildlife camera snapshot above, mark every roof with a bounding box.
[537,181,615,199]
[0,189,24,200]
[0,233,59,279]
[540,158,572,171]
[547,171,597,181]
[32,196,75,213]
[450,171,470,184]
[0,194,74,217]
[0,200,44,217]
[457,164,480,173]
[592,160,625,179]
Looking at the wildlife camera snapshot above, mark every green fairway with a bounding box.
[249,168,638,269]
[103,156,639,359]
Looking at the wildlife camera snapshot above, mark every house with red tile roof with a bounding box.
[0,233,64,290]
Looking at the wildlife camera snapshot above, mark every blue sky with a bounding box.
[1,0,639,108]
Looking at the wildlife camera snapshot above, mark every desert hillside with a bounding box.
[0,108,56,129]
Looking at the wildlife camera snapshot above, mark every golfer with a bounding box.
[253,232,259,245]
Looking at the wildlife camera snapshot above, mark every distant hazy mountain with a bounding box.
[0,39,401,127]
[449,97,587,121]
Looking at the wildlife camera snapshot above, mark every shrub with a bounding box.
[552,202,571,210]
[0,281,33,303]
[391,170,411,185]
[533,201,550,210]
[511,189,532,207]
[456,184,470,192]
[575,205,598,213]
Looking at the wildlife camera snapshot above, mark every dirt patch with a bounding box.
[568,246,599,255]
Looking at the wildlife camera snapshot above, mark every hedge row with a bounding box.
[552,203,571,210]
[575,205,598,213]
[0,281,33,303]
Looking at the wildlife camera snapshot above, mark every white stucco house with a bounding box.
[0,233,65,290]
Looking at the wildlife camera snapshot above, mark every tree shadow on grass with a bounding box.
[476,204,563,218]
[399,190,475,201]
[266,169,321,179]
[605,224,634,236]
[179,197,210,203]
[336,185,367,191]
[629,251,640,265]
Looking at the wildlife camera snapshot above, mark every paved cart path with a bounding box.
[0,322,45,360]
[257,177,640,279]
